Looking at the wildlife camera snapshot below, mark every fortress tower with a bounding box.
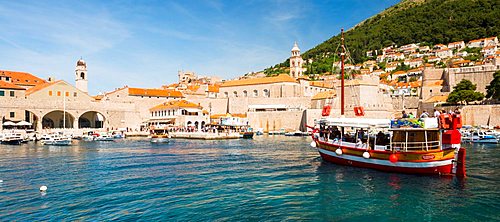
[75,58,88,93]
[290,42,304,78]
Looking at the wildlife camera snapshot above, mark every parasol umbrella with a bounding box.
[16,121,32,126]
[2,121,16,126]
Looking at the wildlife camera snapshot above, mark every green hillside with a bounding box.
[265,0,500,76]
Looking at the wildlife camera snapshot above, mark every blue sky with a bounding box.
[0,0,399,95]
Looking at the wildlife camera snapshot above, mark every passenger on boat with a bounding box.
[419,110,429,118]
[402,110,408,118]
[408,112,415,118]
[433,109,440,117]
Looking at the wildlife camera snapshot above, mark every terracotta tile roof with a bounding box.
[425,95,448,103]
[0,80,26,90]
[150,99,201,111]
[187,85,200,92]
[392,71,407,75]
[0,70,46,86]
[207,84,220,93]
[128,87,183,97]
[310,81,334,88]
[25,80,61,95]
[93,95,104,100]
[482,45,496,50]
[210,113,247,119]
[312,90,336,100]
[221,74,297,87]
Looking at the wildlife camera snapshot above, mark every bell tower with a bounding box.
[75,58,88,93]
[290,41,304,78]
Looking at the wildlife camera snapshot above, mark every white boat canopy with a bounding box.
[317,117,391,128]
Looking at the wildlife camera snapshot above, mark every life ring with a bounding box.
[322,105,331,116]
[354,106,365,116]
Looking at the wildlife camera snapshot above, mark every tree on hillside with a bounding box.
[447,79,485,104]
[486,71,500,101]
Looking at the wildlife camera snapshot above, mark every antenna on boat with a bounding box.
[341,28,345,117]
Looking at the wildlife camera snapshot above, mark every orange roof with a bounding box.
[392,71,407,75]
[312,90,336,100]
[187,85,200,92]
[482,45,496,50]
[425,95,448,103]
[0,70,46,86]
[310,81,334,88]
[128,88,183,97]
[220,74,297,87]
[207,84,220,93]
[25,80,61,95]
[448,41,464,45]
[0,80,26,90]
[210,113,247,119]
[150,100,201,111]
[93,95,104,100]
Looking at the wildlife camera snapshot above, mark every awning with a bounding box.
[16,121,32,126]
[183,108,201,113]
[2,121,15,126]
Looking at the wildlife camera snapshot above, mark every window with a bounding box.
[10,112,15,118]
[10,91,14,97]
[0,90,4,96]
[74,92,77,97]
[224,92,229,98]
[57,91,61,96]
[48,91,53,96]
[263,89,270,97]
[6,77,10,81]
[65,92,69,97]
[233,91,238,97]
[253,90,258,97]
[243,90,248,97]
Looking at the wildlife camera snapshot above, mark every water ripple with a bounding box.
[0,137,498,221]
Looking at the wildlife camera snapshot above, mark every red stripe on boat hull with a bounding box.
[319,152,453,175]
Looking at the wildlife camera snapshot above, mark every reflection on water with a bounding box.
[0,137,498,221]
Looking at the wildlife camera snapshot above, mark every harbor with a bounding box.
[0,136,498,221]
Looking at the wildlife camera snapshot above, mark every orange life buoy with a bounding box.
[354,106,365,116]
[322,105,331,116]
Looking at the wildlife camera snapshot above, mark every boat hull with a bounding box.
[316,141,456,176]
[1,139,23,145]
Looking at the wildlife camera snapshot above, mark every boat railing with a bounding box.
[391,141,440,151]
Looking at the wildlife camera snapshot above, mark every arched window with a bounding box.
[243,90,248,97]
[80,72,85,79]
[224,92,229,98]
[263,89,270,97]
[253,90,258,97]
[233,91,238,97]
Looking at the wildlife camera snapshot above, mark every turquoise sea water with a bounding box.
[0,136,498,221]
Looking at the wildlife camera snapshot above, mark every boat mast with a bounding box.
[340,28,345,116]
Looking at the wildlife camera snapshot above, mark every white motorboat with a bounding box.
[94,133,115,141]
[40,134,72,146]
[462,130,498,144]
[0,132,23,145]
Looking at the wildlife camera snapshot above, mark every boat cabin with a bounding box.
[316,117,442,152]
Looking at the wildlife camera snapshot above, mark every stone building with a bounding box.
[148,99,209,130]
[290,42,304,78]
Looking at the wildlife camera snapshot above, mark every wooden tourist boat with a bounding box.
[311,117,466,176]
[310,29,466,177]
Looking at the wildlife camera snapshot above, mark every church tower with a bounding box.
[75,58,88,93]
[290,41,304,78]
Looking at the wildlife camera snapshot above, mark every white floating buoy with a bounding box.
[40,186,47,192]
[310,141,317,148]
[335,148,343,155]
[0,180,3,183]
[363,151,370,159]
